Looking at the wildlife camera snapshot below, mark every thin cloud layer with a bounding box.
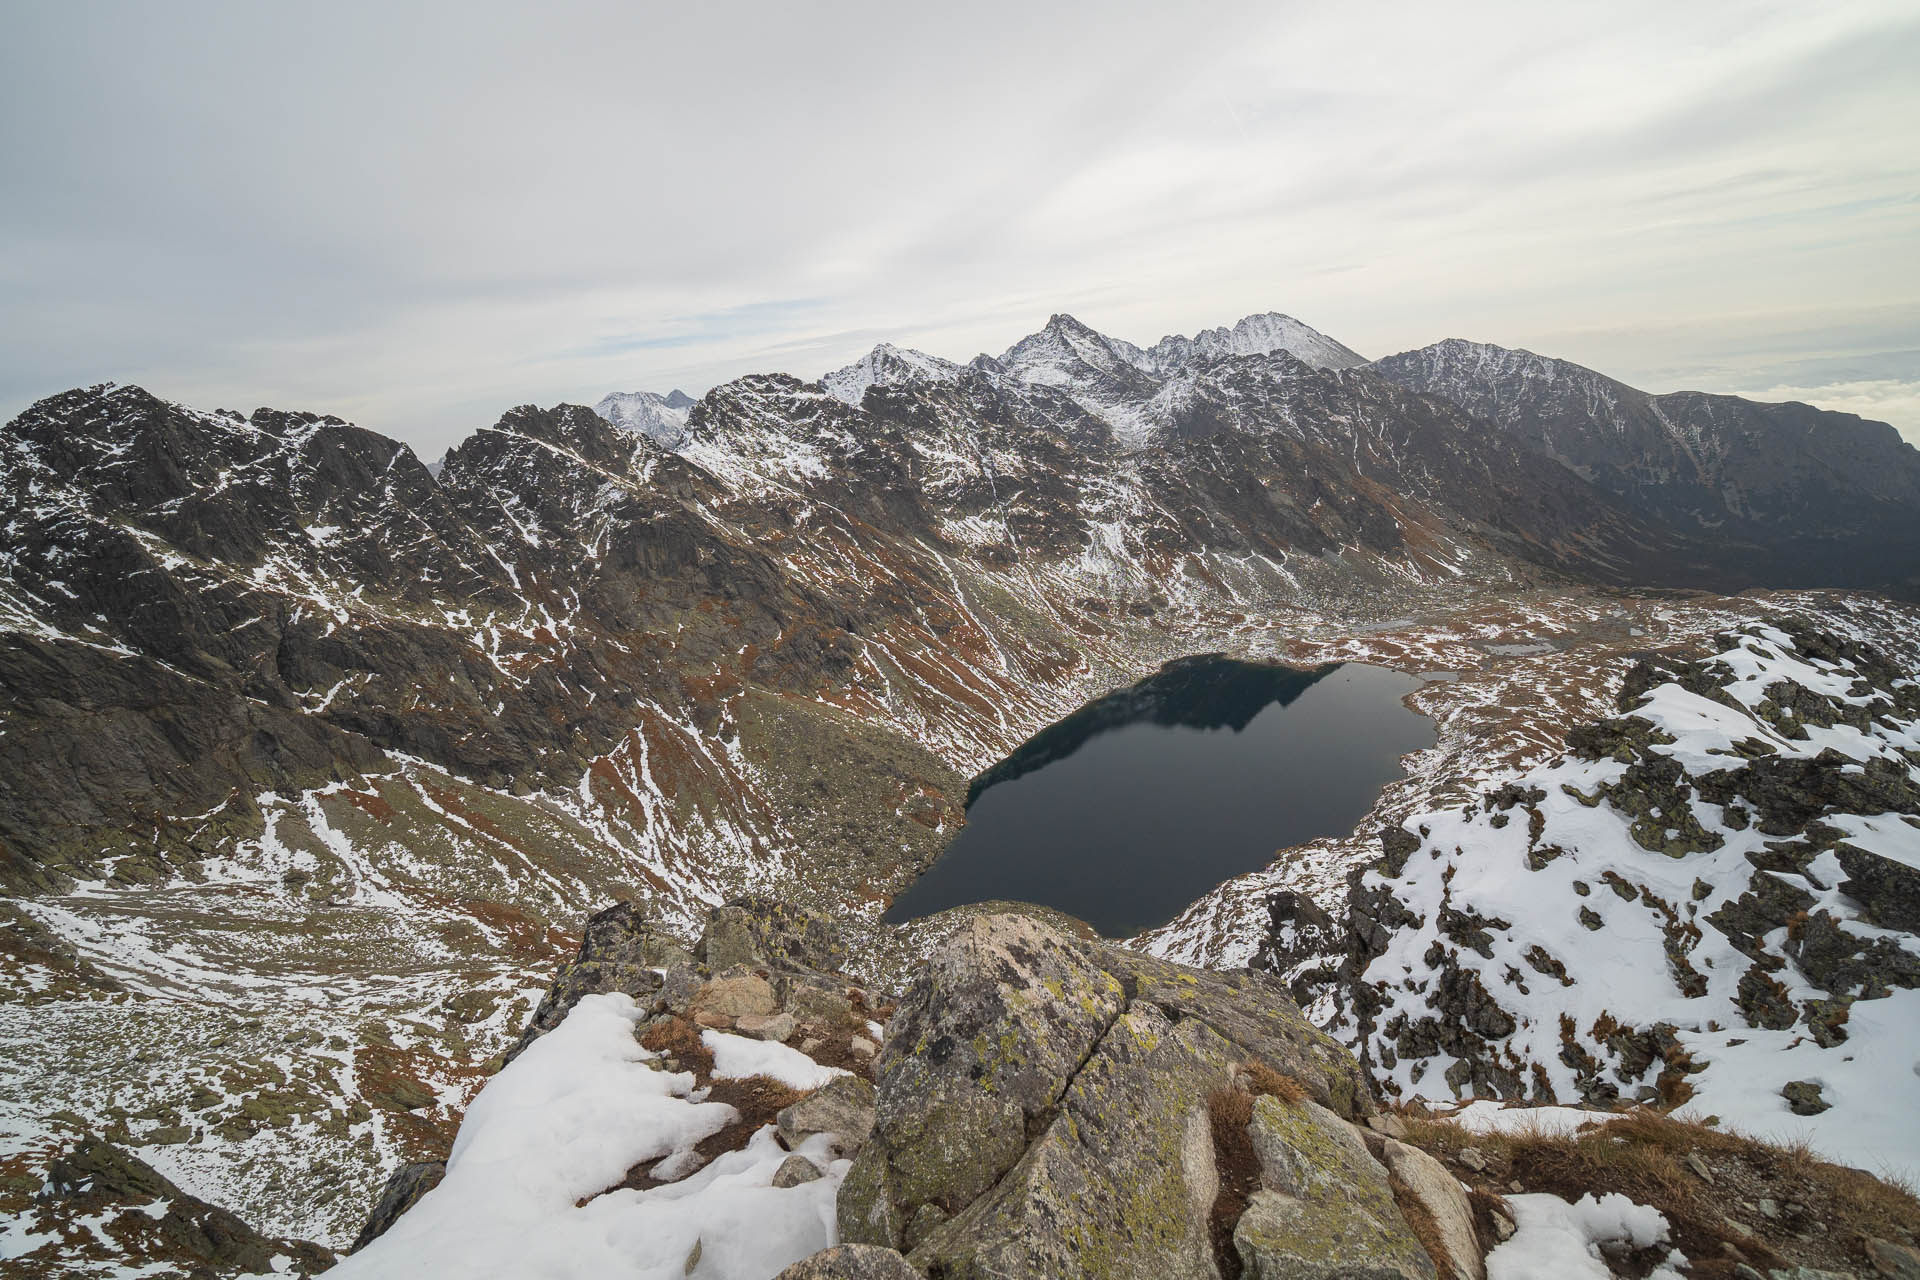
[2,0,1916,453]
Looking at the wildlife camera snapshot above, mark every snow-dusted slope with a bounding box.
[992,313,1164,447]
[1351,622,1920,1176]
[1144,312,1367,375]
[594,389,696,446]
[820,343,964,406]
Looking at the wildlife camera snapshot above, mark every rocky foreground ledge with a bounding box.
[331,895,1920,1279]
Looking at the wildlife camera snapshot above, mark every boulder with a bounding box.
[690,973,779,1019]
[771,1154,824,1188]
[1782,1080,1830,1116]
[736,1011,798,1042]
[1380,1139,1483,1280]
[505,901,676,1061]
[772,1244,922,1279]
[839,914,1128,1245]
[1234,1095,1436,1280]
[1865,1237,1920,1279]
[907,1003,1232,1279]
[701,895,847,974]
[777,1075,878,1153]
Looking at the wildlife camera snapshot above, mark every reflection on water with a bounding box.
[884,656,1433,937]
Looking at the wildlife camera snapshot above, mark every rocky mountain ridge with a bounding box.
[5,304,1920,1271]
[341,897,1920,1280]
[1372,339,1920,595]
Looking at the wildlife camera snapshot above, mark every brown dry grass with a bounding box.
[639,1016,715,1078]
[1240,1061,1307,1105]
[1207,1086,1259,1280]
[696,1075,809,1163]
[1399,1107,1920,1276]
[1387,1169,1460,1280]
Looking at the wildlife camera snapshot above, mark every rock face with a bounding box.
[1372,339,1920,596]
[350,1160,446,1252]
[838,913,1448,1279]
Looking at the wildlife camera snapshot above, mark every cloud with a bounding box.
[1,1,1917,455]
[1740,379,1920,444]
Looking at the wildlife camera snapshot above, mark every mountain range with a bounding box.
[2,305,1918,1268]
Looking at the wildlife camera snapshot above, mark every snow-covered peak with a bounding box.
[594,390,693,448]
[1373,338,1587,391]
[998,314,1150,388]
[1145,312,1366,375]
[820,343,965,406]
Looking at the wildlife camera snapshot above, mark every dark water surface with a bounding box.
[884,656,1433,937]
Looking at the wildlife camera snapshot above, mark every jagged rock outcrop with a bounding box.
[834,912,1452,1279]
[350,1160,445,1252]
[506,899,690,1060]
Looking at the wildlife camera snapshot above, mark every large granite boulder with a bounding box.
[1234,1095,1435,1279]
[908,1001,1233,1278]
[839,914,1127,1245]
[701,893,849,974]
[772,1244,922,1279]
[839,913,1435,1279]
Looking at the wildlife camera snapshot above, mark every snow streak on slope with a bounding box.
[1353,622,1920,1177]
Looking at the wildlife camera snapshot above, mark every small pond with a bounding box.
[883,656,1433,936]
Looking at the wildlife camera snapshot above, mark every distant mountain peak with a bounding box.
[594,389,693,447]
[1144,312,1367,375]
[821,343,965,406]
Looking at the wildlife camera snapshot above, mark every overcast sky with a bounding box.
[4,1,1918,454]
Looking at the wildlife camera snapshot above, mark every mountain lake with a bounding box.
[884,656,1434,936]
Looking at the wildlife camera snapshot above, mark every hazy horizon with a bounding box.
[4,1,1917,453]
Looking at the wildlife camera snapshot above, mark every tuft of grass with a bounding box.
[1240,1061,1307,1105]
[638,1016,715,1078]
[1400,1106,1920,1274]
[1206,1086,1259,1280]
